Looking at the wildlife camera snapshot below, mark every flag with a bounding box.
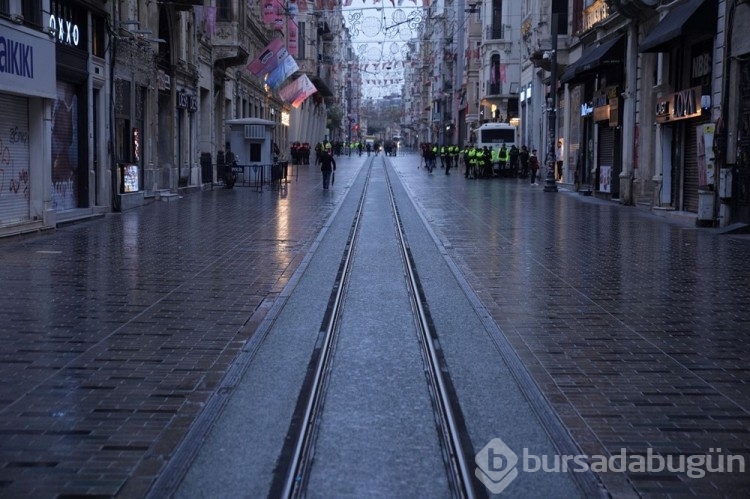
[266,55,299,89]
[279,75,317,108]
[247,38,288,77]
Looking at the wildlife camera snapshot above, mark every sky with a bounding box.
[341,4,426,99]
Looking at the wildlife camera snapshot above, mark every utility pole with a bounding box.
[543,13,558,193]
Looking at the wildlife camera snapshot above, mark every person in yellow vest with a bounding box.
[490,146,500,176]
[467,145,477,179]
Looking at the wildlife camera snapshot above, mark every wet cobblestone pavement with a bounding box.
[0,152,748,497]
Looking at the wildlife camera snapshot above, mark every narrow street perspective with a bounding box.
[0,153,748,498]
[2,0,750,498]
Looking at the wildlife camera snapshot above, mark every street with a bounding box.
[0,152,748,497]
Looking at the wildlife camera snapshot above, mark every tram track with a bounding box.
[271,156,480,499]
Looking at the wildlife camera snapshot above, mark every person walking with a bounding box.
[529,149,540,185]
[509,145,519,177]
[519,145,530,179]
[320,148,336,189]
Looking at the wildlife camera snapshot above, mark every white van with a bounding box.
[474,122,518,149]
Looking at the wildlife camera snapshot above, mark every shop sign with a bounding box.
[655,86,703,124]
[593,105,609,122]
[581,102,593,117]
[609,98,619,127]
[0,24,56,99]
[176,91,197,112]
[583,0,610,32]
[49,15,80,47]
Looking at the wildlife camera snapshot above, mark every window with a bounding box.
[249,143,261,162]
[22,0,41,27]
[552,0,568,35]
[491,0,503,39]
[217,0,231,21]
[92,15,106,58]
[0,1,8,16]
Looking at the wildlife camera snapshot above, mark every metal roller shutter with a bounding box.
[682,118,710,212]
[0,94,31,227]
[597,125,615,192]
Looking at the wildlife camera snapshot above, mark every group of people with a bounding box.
[314,139,542,191]
[418,142,541,184]
[419,143,462,174]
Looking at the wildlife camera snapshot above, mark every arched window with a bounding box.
[489,54,501,95]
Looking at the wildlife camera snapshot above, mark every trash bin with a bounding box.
[697,189,714,225]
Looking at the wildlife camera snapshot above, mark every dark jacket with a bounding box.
[319,151,336,172]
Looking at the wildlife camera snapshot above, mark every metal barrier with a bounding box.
[231,161,296,191]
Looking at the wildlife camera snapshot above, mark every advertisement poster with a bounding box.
[122,165,139,193]
[697,123,715,187]
[263,0,284,29]
[599,165,612,193]
[287,2,298,57]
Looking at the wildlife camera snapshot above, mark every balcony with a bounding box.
[486,81,502,97]
[485,25,505,40]
[212,20,250,69]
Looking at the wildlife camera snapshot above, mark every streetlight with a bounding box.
[543,13,558,193]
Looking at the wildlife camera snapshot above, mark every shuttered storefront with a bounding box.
[52,81,81,212]
[682,118,711,212]
[597,125,615,193]
[0,94,31,227]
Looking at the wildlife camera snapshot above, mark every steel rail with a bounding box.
[279,161,373,498]
[383,157,477,499]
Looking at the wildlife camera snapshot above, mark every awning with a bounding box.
[560,36,624,84]
[640,0,715,53]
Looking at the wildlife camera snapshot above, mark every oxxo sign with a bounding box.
[655,86,703,124]
[49,15,80,46]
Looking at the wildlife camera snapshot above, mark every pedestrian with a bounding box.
[556,139,564,181]
[509,145,519,177]
[519,145,530,179]
[529,149,540,185]
[319,148,336,189]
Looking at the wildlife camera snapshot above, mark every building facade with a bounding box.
[0,0,348,236]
